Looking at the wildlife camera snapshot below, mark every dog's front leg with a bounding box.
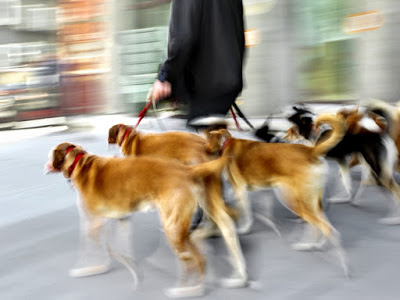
[69,193,111,278]
[105,217,141,290]
[229,170,253,234]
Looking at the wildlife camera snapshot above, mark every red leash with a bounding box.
[230,107,242,131]
[135,101,152,128]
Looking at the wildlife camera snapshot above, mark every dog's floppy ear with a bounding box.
[208,128,231,138]
[108,124,123,144]
[52,142,76,170]
[220,128,232,139]
[205,129,231,154]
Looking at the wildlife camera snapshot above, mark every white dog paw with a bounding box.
[69,264,110,278]
[236,219,253,235]
[164,284,205,298]
[291,242,319,251]
[236,224,252,235]
[219,276,248,288]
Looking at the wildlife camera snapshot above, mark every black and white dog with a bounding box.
[286,104,400,224]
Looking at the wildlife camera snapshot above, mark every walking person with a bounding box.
[152,0,246,128]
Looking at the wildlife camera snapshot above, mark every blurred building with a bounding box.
[113,0,400,118]
[0,0,58,126]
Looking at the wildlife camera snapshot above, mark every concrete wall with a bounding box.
[357,0,400,103]
[240,0,296,117]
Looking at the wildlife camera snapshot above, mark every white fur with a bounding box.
[358,117,382,133]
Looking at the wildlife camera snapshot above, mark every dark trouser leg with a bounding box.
[187,92,239,124]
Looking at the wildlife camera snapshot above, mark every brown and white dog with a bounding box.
[205,114,350,275]
[44,143,247,298]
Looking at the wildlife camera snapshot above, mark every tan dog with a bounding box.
[44,143,247,298]
[205,114,350,275]
[108,124,217,165]
[108,124,227,233]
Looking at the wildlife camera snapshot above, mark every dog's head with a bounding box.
[108,124,136,145]
[288,106,315,139]
[205,129,232,154]
[108,124,123,144]
[44,142,87,178]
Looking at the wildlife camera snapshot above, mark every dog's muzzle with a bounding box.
[43,161,57,175]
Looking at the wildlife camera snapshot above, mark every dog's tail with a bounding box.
[190,155,228,180]
[190,156,238,220]
[311,113,346,157]
[363,99,399,138]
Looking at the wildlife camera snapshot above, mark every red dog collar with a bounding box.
[120,127,133,145]
[66,146,85,177]
[220,138,233,155]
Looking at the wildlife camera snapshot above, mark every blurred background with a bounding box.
[2,2,400,299]
[0,0,396,130]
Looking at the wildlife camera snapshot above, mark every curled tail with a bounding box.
[363,98,399,138]
[312,113,346,157]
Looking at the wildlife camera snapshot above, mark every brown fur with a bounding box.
[108,124,238,221]
[45,143,247,290]
[108,124,216,165]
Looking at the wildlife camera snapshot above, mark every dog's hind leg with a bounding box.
[375,140,400,224]
[163,224,206,298]
[298,211,349,276]
[329,160,353,203]
[350,160,372,206]
[69,194,111,278]
[378,178,400,225]
[205,199,248,288]
[290,191,350,276]
[161,194,206,298]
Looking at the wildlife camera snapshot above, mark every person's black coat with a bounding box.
[158,0,245,116]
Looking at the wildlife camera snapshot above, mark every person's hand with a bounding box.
[152,79,171,102]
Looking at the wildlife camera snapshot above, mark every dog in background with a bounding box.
[205,114,350,275]
[287,104,400,224]
[254,106,316,144]
[361,99,400,170]
[44,143,247,298]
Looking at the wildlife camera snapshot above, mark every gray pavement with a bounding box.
[1,115,399,300]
